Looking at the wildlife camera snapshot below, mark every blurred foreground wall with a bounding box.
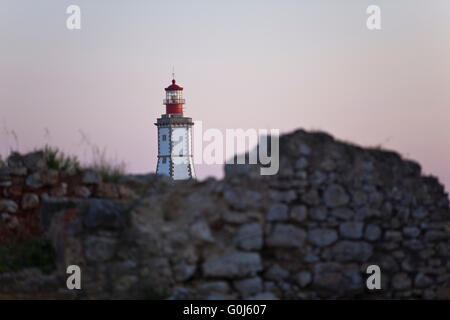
[1,129,449,299]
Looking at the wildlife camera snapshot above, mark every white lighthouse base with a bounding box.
[155,115,196,180]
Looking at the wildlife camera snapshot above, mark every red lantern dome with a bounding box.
[165,79,183,91]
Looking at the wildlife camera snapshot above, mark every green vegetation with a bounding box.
[43,144,126,181]
[90,146,126,183]
[0,238,56,274]
[43,144,81,173]
[92,162,125,183]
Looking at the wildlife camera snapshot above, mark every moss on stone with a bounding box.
[0,238,55,274]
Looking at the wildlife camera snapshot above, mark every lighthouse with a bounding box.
[155,78,196,180]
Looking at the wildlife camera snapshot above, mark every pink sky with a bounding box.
[0,0,449,193]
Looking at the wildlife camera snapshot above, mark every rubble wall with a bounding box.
[1,129,449,299]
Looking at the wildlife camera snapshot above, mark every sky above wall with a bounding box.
[0,0,449,192]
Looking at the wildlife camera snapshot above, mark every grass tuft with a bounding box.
[43,144,81,173]
[89,146,126,183]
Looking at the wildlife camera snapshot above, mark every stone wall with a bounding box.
[0,151,136,244]
[2,129,450,299]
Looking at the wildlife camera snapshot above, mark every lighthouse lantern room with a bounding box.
[155,78,195,180]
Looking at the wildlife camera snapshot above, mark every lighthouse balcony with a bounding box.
[163,98,185,104]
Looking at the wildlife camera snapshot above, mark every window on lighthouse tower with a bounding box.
[166,90,182,103]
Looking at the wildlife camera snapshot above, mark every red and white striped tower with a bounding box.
[155,78,195,180]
